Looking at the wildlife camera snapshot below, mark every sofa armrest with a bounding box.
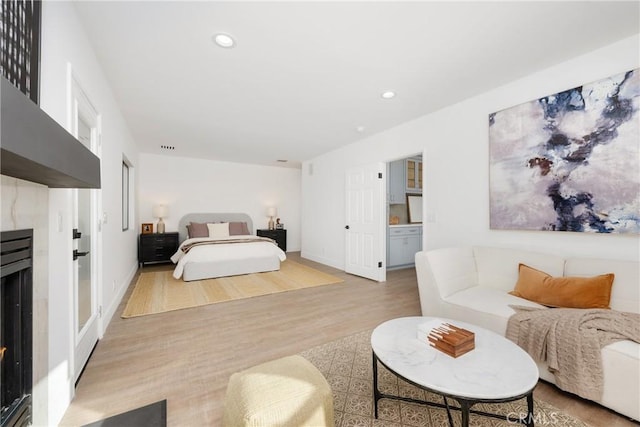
[415,247,478,316]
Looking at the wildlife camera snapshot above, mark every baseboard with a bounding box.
[101,262,137,334]
[301,251,343,271]
[387,263,415,271]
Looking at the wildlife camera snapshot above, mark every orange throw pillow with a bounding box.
[509,264,614,309]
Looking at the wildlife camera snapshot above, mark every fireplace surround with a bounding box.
[1,229,33,427]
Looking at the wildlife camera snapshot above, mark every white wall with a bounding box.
[138,153,301,250]
[38,2,140,424]
[302,35,640,270]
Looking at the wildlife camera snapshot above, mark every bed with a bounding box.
[170,213,287,281]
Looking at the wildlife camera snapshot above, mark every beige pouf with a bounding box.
[223,355,334,427]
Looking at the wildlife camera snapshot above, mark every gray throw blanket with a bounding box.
[506,306,640,400]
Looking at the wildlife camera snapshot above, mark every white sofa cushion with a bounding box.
[445,286,546,320]
[443,286,546,335]
[473,246,565,292]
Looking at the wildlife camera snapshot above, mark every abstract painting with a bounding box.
[489,69,639,233]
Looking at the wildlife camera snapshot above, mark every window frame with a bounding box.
[122,160,130,231]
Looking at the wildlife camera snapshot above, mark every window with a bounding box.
[122,160,130,231]
[0,0,41,104]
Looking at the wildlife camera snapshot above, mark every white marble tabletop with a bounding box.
[371,316,539,400]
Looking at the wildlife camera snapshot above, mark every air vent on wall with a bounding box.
[160,145,175,150]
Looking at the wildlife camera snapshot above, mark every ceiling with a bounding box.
[73,1,639,169]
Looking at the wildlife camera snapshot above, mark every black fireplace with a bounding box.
[1,229,33,427]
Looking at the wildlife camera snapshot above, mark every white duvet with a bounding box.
[170,235,287,279]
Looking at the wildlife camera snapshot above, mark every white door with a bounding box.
[345,163,386,282]
[70,73,101,382]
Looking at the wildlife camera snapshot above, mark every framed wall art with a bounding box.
[407,194,423,224]
[489,68,639,234]
[141,223,154,234]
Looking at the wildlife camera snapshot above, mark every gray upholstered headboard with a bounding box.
[177,213,254,243]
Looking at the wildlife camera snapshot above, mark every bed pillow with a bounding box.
[229,221,250,235]
[509,263,614,309]
[207,222,230,238]
[187,222,209,238]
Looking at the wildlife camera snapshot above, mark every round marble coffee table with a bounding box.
[371,316,539,427]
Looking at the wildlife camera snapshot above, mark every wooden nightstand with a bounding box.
[138,232,179,267]
[256,229,287,252]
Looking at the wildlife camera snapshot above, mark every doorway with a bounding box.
[386,154,423,270]
[69,70,102,383]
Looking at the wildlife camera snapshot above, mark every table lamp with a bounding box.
[267,207,277,230]
[153,204,168,233]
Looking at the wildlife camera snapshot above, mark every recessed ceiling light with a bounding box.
[356,126,365,133]
[381,91,396,99]
[214,33,235,48]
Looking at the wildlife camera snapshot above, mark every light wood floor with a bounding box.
[61,253,637,427]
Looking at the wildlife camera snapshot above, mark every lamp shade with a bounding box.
[153,204,168,219]
[266,207,277,217]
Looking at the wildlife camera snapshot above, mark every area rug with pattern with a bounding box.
[299,329,590,427]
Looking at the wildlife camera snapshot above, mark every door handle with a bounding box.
[345,225,350,230]
[73,250,90,261]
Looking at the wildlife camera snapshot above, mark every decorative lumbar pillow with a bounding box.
[509,263,614,309]
[228,221,250,236]
[207,222,230,238]
[187,222,209,238]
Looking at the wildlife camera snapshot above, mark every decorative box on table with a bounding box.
[417,321,475,358]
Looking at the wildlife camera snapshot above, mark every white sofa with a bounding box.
[415,246,639,421]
